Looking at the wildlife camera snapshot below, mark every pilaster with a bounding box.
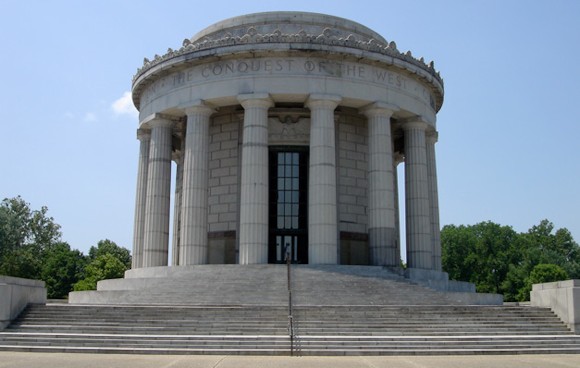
[403,119,432,270]
[180,103,214,265]
[238,94,273,264]
[306,94,341,264]
[142,118,173,268]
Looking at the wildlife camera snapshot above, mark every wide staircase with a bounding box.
[1,265,580,355]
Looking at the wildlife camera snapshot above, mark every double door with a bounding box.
[268,148,308,264]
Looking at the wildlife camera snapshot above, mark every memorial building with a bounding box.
[131,11,443,273]
[69,11,478,306]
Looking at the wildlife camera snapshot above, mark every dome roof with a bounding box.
[190,12,387,45]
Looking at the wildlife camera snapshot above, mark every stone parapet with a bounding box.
[0,276,46,330]
[531,279,580,333]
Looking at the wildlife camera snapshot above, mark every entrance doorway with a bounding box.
[268,148,308,263]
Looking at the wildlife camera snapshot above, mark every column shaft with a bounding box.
[238,94,273,264]
[131,129,150,269]
[307,95,340,264]
[403,121,432,270]
[426,133,442,271]
[142,119,173,267]
[180,104,213,265]
[364,104,397,267]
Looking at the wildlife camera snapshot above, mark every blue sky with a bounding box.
[1,0,578,257]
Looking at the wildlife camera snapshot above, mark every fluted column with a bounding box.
[403,120,432,270]
[179,103,213,265]
[171,150,183,266]
[131,129,150,269]
[142,118,173,268]
[238,94,273,264]
[306,95,341,264]
[363,103,397,267]
[426,131,442,271]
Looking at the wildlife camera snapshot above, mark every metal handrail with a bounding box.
[285,246,294,356]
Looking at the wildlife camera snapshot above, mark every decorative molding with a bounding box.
[133,27,441,86]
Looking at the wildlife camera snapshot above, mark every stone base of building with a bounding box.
[68,265,502,306]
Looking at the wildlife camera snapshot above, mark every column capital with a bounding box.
[184,100,215,117]
[238,93,273,109]
[426,130,439,144]
[402,117,429,131]
[361,102,399,118]
[136,128,151,141]
[306,94,342,110]
[140,113,176,129]
[147,118,174,129]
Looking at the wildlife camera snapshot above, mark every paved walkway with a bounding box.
[0,353,579,368]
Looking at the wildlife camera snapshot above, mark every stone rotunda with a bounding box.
[70,11,496,305]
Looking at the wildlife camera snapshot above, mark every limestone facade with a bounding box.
[130,12,444,273]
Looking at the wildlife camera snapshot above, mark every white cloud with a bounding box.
[83,112,98,123]
[112,91,138,118]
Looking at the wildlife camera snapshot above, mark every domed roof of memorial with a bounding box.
[132,11,444,112]
[190,11,387,45]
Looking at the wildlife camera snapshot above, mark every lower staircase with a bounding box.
[1,265,579,355]
[1,302,580,355]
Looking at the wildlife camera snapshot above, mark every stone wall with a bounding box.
[207,112,241,263]
[0,276,46,330]
[337,112,369,264]
[531,279,580,333]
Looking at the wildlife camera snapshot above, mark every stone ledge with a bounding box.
[531,279,580,333]
[0,276,46,330]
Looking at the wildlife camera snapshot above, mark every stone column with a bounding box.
[179,103,213,265]
[403,120,432,270]
[131,129,150,269]
[363,103,398,267]
[171,150,183,266]
[426,131,442,271]
[238,94,273,264]
[142,118,173,268]
[306,95,341,264]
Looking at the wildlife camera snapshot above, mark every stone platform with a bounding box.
[68,265,502,306]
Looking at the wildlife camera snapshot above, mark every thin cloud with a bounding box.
[83,112,98,123]
[112,91,138,118]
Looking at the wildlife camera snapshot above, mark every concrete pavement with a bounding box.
[0,353,579,368]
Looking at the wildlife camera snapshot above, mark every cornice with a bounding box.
[132,26,443,89]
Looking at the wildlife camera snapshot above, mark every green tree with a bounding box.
[88,239,131,268]
[0,196,62,279]
[73,253,126,291]
[518,263,569,301]
[41,242,87,298]
[442,219,580,302]
[442,221,521,295]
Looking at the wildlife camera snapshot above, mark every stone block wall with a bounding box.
[337,112,369,264]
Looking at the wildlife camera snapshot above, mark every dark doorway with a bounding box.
[268,147,308,263]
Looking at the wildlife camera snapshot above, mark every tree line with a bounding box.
[442,220,579,301]
[0,196,130,298]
